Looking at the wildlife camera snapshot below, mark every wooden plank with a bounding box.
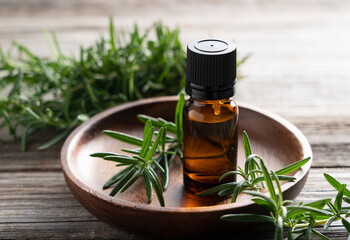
[2,169,348,210]
[312,143,350,168]
[236,80,350,118]
[0,129,63,172]
[1,221,348,240]
[1,168,350,239]
[0,221,151,240]
[293,119,350,145]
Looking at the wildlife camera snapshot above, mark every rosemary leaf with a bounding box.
[286,206,332,218]
[196,182,238,196]
[146,168,165,207]
[341,217,350,232]
[324,173,350,198]
[144,127,164,161]
[140,126,154,158]
[242,130,252,159]
[259,159,277,202]
[90,152,123,158]
[137,114,177,134]
[110,167,137,196]
[218,188,235,197]
[103,155,139,164]
[159,154,169,189]
[103,130,143,146]
[143,170,153,203]
[221,214,275,223]
[152,159,165,173]
[275,157,311,175]
[311,229,330,240]
[102,166,134,189]
[274,216,284,240]
[324,216,338,230]
[334,184,345,214]
[231,180,245,203]
[121,169,143,193]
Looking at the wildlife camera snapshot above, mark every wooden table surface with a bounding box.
[1,0,350,239]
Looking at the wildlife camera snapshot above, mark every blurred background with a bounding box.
[2,0,350,119]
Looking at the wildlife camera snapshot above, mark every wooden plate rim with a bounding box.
[60,96,312,213]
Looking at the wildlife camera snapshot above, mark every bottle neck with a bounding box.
[190,97,232,104]
[189,97,234,115]
[186,84,236,100]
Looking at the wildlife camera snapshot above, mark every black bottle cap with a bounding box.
[186,38,237,100]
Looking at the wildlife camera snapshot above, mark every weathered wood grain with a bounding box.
[0,221,152,240]
[1,147,349,235]
[2,222,349,240]
[1,0,350,239]
[1,169,350,239]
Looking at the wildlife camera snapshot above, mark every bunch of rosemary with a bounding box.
[91,94,350,239]
[0,18,186,150]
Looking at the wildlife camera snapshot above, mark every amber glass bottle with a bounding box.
[183,39,239,194]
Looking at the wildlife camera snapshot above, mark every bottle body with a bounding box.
[183,97,239,194]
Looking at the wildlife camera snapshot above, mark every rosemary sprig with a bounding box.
[222,169,350,239]
[90,93,185,205]
[218,132,350,240]
[197,131,310,202]
[137,92,184,150]
[91,121,167,206]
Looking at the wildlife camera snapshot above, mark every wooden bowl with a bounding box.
[61,96,312,238]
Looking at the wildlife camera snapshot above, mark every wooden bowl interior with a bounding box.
[66,98,306,208]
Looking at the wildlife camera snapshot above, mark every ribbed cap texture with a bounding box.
[186,39,237,100]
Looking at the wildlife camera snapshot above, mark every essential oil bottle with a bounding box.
[183,38,239,194]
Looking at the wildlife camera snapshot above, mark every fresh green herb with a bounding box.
[197,131,309,203]
[218,128,350,240]
[90,93,185,205]
[222,170,350,239]
[0,18,186,150]
[91,121,167,206]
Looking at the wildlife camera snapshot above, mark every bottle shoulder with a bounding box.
[184,98,239,123]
